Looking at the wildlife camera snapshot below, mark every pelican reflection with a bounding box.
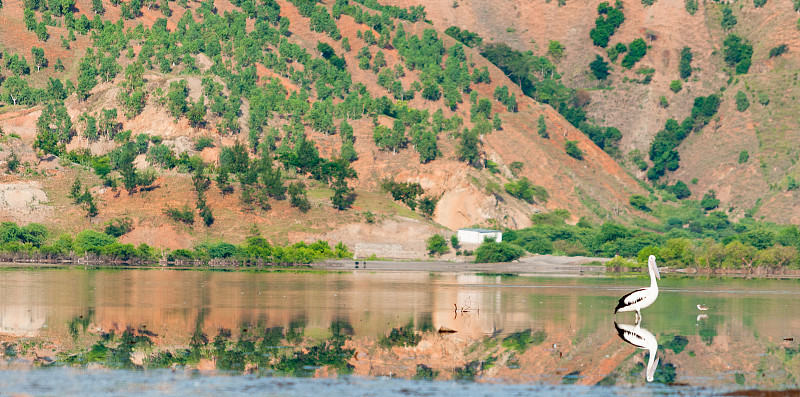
[615,320,659,382]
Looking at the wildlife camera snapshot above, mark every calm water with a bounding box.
[0,268,799,395]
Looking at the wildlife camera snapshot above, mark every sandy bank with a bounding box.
[314,254,609,275]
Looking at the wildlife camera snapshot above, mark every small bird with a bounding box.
[697,304,709,311]
[614,255,661,321]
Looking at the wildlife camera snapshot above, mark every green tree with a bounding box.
[288,181,311,212]
[458,128,481,167]
[187,96,207,127]
[700,190,720,211]
[35,102,73,155]
[589,55,610,80]
[167,80,189,119]
[415,130,439,163]
[723,34,753,75]
[36,22,49,41]
[621,38,647,69]
[426,234,448,256]
[721,6,737,30]
[669,80,682,93]
[548,40,565,60]
[679,47,693,79]
[537,115,548,138]
[92,0,105,13]
[31,47,47,71]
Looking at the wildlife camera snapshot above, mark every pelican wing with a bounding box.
[614,288,647,313]
[614,322,649,349]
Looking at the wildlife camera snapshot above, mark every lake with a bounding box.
[0,267,798,395]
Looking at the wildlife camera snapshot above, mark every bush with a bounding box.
[565,140,584,160]
[474,241,525,263]
[700,190,721,211]
[721,6,737,30]
[629,194,650,211]
[590,2,625,48]
[735,91,749,112]
[679,47,693,79]
[104,217,133,237]
[194,136,215,151]
[685,0,698,14]
[164,205,195,224]
[589,55,610,80]
[505,177,549,204]
[738,150,749,164]
[769,44,788,58]
[621,38,647,69]
[74,230,117,254]
[723,34,753,75]
[669,80,682,93]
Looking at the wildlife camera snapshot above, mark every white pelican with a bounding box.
[615,321,659,382]
[614,255,660,321]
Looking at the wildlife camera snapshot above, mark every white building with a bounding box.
[457,228,502,245]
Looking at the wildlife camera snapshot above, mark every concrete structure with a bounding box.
[457,228,502,244]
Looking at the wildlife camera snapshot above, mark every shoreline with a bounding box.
[2,256,800,279]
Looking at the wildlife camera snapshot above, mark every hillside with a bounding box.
[0,0,647,256]
[409,0,800,223]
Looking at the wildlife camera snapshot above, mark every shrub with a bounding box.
[164,205,195,224]
[700,190,721,211]
[194,136,215,151]
[668,181,692,199]
[723,34,753,75]
[720,6,737,30]
[590,2,625,48]
[685,0,698,14]
[679,47,693,79]
[589,55,610,80]
[738,150,749,164]
[474,241,525,263]
[74,230,117,254]
[735,91,749,112]
[621,38,647,69]
[669,80,682,93]
[104,217,133,237]
[505,177,548,204]
[758,93,769,106]
[629,194,650,211]
[565,140,584,160]
[769,44,788,58]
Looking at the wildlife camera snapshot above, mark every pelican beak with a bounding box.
[646,357,660,382]
[650,256,661,280]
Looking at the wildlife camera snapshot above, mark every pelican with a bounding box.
[614,255,660,321]
[615,321,659,382]
[697,304,709,311]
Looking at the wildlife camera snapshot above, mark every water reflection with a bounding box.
[1,269,800,391]
[614,320,659,382]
